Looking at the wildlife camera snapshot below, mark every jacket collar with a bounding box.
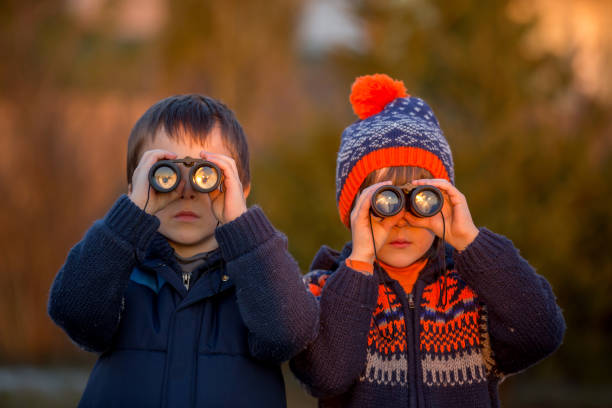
[308,242,351,272]
[140,233,231,302]
[146,232,177,264]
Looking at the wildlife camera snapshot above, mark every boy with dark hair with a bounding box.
[49,94,318,407]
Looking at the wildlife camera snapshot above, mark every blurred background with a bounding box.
[1,0,611,406]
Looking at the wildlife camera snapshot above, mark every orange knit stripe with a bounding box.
[421,276,478,313]
[338,147,450,227]
[374,285,401,315]
[308,283,321,297]
[420,310,481,353]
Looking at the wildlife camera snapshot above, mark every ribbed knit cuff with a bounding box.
[103,195,160,252]
[215,206,277,261]
[454,227,517,274]
[324,264,379,307]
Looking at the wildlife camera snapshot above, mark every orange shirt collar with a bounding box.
[377,258,428,295]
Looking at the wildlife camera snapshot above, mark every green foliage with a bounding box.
[250,120,351,270]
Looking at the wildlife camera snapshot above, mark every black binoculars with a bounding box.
[148,157,222,193]
[371,184,444,218]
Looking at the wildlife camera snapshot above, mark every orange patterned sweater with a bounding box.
[290,229,565,408]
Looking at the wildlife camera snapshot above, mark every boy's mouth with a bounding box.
[174,210,200,221]
[389,239,411,248]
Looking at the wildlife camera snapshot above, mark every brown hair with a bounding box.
[358,166,434,196]
[126,94,250,186]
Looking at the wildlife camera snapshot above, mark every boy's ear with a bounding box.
[243,183,251,199]
[128,183,132,194]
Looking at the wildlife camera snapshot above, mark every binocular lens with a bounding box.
[374,189,403,216]
[148,158,221,193]
[370,184,444,218]
[152,165,179,192]
[412,189,442,217]
[193,165,219,192]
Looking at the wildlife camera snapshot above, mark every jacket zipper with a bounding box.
[182,271,191,290]
[408,289,421,408]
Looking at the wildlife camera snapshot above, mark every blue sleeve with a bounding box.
[289,265,379,398]
[453,228,566,376]
[214,206,320,363]
[47,195,159,352]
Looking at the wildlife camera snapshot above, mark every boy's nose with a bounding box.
[395,219,408,228]
[393,210,410,228]
[180,183,196,199]
[177,169,197,199]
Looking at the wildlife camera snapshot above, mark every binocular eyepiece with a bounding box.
[371,184,444,218]
[148,157,222,193]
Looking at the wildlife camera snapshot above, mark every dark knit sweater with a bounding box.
[290,228,565,408]
[48,195,319,407]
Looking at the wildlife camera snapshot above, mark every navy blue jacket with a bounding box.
[48,196,319,407]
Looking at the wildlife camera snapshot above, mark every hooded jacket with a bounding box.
[290,229,565,408]
[49,195,319,407]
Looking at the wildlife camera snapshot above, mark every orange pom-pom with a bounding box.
[349,74,408,120]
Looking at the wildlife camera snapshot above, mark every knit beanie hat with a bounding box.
[336,74,454,227]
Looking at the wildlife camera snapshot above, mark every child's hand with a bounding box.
[409,179,479,251]
[200,150,248,224]
[348,181,405,264]
[129,149,184,214]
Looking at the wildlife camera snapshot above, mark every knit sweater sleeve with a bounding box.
[214,206,319,363]
[48,195,159,352]
[289,264,379,398]
[453,228,566,376]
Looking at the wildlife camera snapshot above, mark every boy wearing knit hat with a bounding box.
[290,74,565,407]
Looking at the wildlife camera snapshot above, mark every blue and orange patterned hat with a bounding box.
[336,74,454,227]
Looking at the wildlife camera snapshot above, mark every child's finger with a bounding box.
[200,150,248,223]
[139,149,178,168]
[350,188,371,221]
[352,181,392,222]
[207,185,222,202]
[133,150,178,186]
[199,151,239,175]
[200,151,243,191]
[130,150,179,211]
[411,178,466,206]
[349,193,369,226]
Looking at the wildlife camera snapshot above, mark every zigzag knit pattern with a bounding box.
[360,285,408,386]
[304,268,494,390]
[294,232,565,408]
[420,271,489,387]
